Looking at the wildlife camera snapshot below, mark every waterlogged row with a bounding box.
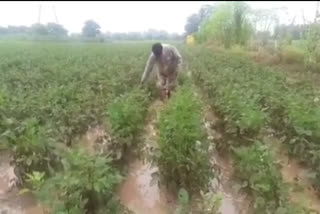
[185,46,320,190]
[0,42,151,166]
[0,42,154,213]
[18,88,151,214]
[233,142,314,213]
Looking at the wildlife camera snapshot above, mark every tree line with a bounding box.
[0,20,183,41]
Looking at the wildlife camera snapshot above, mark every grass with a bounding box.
[280,45,305,64]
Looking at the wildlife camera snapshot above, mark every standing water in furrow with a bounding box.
[118,100,176,214]
[0,151,45,214]
[201,94,252,214]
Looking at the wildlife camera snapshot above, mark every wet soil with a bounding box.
[117,99,177,214]
[264,135,320,212]
[0,152,45,214]
[203,103,252,214]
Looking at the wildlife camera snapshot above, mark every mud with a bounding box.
[117,100,176,214]
[118,160,175,214]
[0,152,45,214]
[203,104,252,214]
[76,123,124,161]
[77,125,107,155]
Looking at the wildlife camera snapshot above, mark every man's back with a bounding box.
[153,44,182,75]
[141,43,182,84]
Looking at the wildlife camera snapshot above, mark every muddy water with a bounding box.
[0,152,45,214]
[203,104,252,214]
[282,159,320,212]
[77,125,106,155]
[118,160,175,214]
[117,100,176,214]
[265,136,320,212]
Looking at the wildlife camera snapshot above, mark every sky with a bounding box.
[0,1,318,34]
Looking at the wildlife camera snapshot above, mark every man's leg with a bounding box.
[157,73,167,101]
[167,71,178,98]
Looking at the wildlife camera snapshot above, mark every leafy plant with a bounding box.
[196,191,222,214]
[233,141,284,212]
[185,45,320,191]
[26,171,46,191]
[4,118,60,181]
[156,85,213,193]
[0,42,151,183]
[232,141,312,214]
[37,149,122,214]
[107,88,150,150]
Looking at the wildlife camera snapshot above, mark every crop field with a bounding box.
[0,41,319,214]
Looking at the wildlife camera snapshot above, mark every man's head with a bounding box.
[152,43,163,58]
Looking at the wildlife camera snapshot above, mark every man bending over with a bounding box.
[141,43,182,100]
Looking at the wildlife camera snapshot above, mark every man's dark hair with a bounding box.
[152,43,163,58]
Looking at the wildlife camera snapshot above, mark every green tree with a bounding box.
[196,2,253,48]
[82,20,101,38]
[31,23,48,36]
[184,5,215,35]
[46,23,68,38]
[184,13,201,35]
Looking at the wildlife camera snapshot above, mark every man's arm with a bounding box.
[141,53,155,84]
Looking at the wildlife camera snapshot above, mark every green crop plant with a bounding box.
[37,149,123,214]
[3,118,60,181]
[107,88,150,152]
[233,141,312,214]
[0,42,151,176]
[233,141,285,212]
[183,45,320,191]
[156,85,213,193]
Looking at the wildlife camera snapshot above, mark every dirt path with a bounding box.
[117,99,177,214]
[0,152,45,214]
